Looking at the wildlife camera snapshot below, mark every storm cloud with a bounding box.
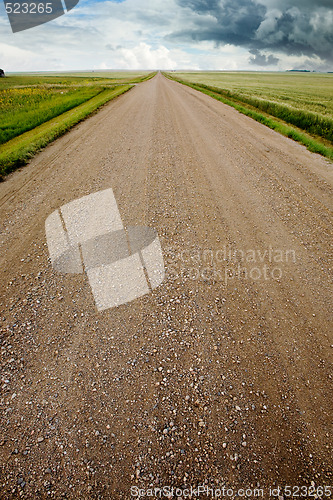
[170,0,333,66]
[249,49,279,66]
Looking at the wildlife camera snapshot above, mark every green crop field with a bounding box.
[0,86,104,144]
[0,71,155,179]
[1,71,153,89]
[167,72,333,160]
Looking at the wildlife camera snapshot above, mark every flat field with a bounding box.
[168,71,333,157]
[171,72,333,116]
[0,71,154,177]
[0,86,104,144]
[1,71,153,89]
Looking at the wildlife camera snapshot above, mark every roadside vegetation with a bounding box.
[0,86,104,144]
[165,72,333,161]
[0,72,155,179]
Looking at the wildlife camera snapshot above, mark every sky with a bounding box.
[0,0,332,72]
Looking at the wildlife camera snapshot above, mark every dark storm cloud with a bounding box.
[175,0,266,47]
[170,0,333,65]
[249,49,279,66]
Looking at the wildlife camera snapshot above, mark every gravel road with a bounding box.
[0,73,332,498]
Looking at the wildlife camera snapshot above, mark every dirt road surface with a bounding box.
[0,73,332,499]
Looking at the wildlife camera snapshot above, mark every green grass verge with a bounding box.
[0,85,132,179]
[0,87,105,144]
[127,72,157,84]
[165,73,333,162]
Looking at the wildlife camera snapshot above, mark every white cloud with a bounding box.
[0,42,51,70]
[102,42,175,69]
